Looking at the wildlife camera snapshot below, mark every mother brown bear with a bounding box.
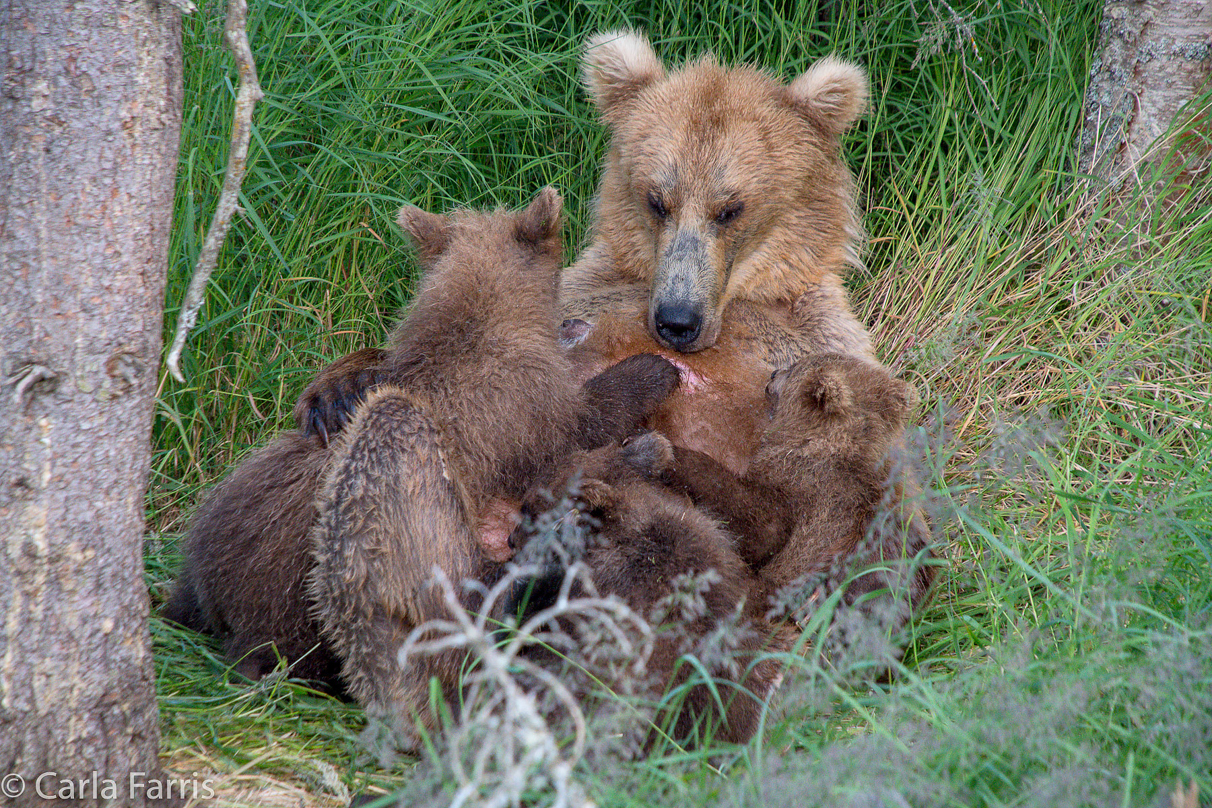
[163,30,889,692]
[558,30,876,474]
[562,34,934,642]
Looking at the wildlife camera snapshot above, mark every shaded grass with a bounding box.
[151,0,1212,805]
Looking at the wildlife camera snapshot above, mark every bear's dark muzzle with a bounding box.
[653,301,703,350]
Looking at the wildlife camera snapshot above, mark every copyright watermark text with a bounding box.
[1,771,215,801]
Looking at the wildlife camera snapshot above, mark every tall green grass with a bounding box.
[151,1,1212,805]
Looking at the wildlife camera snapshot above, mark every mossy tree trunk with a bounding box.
[1078,0,1211,194]
[0,1,182,805]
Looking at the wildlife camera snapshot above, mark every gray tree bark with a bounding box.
[0,1,183,806]
[1079,0,1211,192]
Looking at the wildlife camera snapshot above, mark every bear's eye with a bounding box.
[716,201,744,226]
[647,191,668,220]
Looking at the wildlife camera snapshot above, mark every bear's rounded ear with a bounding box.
[885,377,920,421]
[396,205,451,261]
[802,367,853,416]
[785,55,868,136]
[515,185,563,247]
[582,30,665,123]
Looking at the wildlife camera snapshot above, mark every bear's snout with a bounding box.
[653,300,703,348]
[650,227,722,352]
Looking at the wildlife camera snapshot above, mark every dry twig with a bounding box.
[399,565,655,808]
[165,0,263,382]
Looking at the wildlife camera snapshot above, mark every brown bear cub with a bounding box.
[658,353,936,630]
[161,430,344,686]
[163,189,680,700]
[506,433,787,748]
[306,188,684,740]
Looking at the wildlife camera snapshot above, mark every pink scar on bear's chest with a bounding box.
[666,356,709,394]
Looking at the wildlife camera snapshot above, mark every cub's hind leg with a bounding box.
[309,387,489,740]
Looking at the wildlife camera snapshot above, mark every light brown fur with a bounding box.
[560,33,940,638]
[555,31,875,483]
[562,31,873,363]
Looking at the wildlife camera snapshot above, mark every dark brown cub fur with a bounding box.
[507,433,787,748]
[307,189,680,738]
[661,353,935,628]
[163,189,678,695]
[161,431,343,687]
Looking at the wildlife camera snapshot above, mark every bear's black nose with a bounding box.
[654,302,702,350]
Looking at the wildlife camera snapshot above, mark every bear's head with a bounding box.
[582,31,868,353]
[397,184,563,266]
[395,185,564,315]
[764,353,915,466]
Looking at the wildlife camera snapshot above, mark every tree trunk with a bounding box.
[0,2,182,806]
[1078,0,1211,194]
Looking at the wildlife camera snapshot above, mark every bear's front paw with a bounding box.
[293,347,388,445]
[620,430,675,477]
[614,352,681,405]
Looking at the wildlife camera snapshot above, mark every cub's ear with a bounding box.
[396,205,451,261]
[515,185,563,247]
[582,30,665,123]
[884,376,920,422]
[785,55,868,136]
[801,366,853,417]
